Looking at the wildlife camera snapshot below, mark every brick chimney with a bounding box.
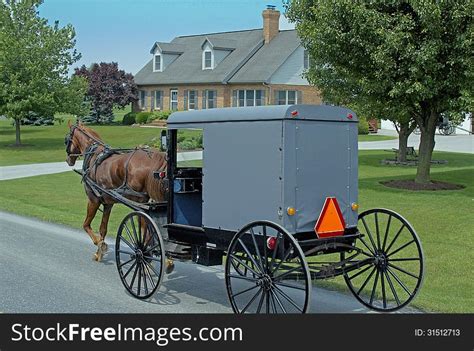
[262,5,280,44]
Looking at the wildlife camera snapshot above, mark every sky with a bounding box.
[39,0,295,75]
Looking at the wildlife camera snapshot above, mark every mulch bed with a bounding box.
[381,159,448,166]
[381,179,465,191]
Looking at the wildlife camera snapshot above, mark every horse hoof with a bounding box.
[100,241,108,253]
[165,259,175,274]
[93,253,100,261]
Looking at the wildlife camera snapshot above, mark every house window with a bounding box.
[153,90,163,110]
[202,90,217,109]
[139,90,147,109]
[303,50,310,70]
[203,51,213,69]
[170,89,178,110]
[232,90,266,107]
[275,90,301,105]
[184,90,197,110]
[154,54,162,72]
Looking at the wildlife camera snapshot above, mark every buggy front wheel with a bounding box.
[115,211,165,299]
[225,221,311,314]
[343,209,424,312]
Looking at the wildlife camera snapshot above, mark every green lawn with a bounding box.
[358,134,397,142]
[0,120,394,166]
[0,150,472,313]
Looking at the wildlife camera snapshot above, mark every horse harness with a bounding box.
[65,124,159,203]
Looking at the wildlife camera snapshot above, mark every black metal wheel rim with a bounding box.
[225,221,311,314]
[343,208,424,312]
[115,211,165,299]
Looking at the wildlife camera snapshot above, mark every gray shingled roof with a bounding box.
[134,29,301,85]
[149,42,186,54]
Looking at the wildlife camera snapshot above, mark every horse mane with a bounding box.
[81,125,103,142]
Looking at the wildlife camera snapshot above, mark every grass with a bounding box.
[0,150,472,312]
[358,134,397,142]
[0,120,394,166]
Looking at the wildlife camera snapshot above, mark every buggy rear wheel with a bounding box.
[115,211,165,299]
[343,209,424,312]
[225,221,311,314]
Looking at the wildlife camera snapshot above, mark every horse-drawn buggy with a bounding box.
[67,105,424,313]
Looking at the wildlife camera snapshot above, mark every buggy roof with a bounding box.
[167,105,358,127]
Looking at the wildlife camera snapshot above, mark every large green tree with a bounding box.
[286,0,473,183]
[0,0,87,145]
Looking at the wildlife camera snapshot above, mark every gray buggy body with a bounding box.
[167,104,359,236]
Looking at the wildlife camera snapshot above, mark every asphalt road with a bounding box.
[0,211,421,314]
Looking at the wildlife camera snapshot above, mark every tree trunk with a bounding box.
[415,110,438,184]
[14,118,21,146]
[397,123,409,162]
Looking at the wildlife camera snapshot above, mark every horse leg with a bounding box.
[83,200,101,248]
[95,204,113,262]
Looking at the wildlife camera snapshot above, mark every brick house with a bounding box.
[133,6,322,112]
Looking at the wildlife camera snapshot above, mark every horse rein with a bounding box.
[65,124,105,157]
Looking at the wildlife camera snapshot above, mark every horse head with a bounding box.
[65,120,82,166]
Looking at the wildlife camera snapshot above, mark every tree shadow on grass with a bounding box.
[0,137,64,151]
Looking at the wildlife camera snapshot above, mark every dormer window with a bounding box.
[203,50,213,70]
[153,54,162,72]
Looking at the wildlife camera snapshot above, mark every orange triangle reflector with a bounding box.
[314,197,346,238]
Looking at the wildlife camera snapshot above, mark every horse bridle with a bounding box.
[65,123,104,157]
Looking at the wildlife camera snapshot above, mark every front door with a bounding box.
[170,89,178,110]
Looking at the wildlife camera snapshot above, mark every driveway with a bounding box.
[0,211,421,313]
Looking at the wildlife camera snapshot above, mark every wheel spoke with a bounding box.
[256,288,265,313]
[229,254,261,277]
[249,227,264,272]
[361,216,378,251]
[120,235,136,251]
[384,270,401,306]
[389,257,420,262]
[374,212,381,250]
[271,290,287,313]
[143,260,161,279]
[142,261,157,290]
[228,273,258,283]
[231,284,259,298]
[117,249,134,256]
[273,265,303,282]
[142,263,149,296]
[385,224,405,254]
[124,224,138,246]
[356,266,376,295]
[387,267,413,297]
[381,270,387,309]
[119,256,135,268]
[143,242,161,255]
[387,239,415,258]
[347,264,373,280]
[123,260,137,279]
[130,216,140,247]
[237,239,264,274]
[269,290,278,313]
[262,226,268,272]
[382,214,392,252]
[387,262,419,279]
[129,262,140,290]
[358,237,376,256]
[271,246,293,274]
[273,285,303,313]
[241,288,263,313]
[369,269,379,305]
[274,281,306,291]
[269,233,282,272]
[137,264,142,296]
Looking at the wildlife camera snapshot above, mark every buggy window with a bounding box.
[176,128,203,168]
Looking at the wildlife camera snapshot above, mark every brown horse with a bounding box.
[65,120,167,261]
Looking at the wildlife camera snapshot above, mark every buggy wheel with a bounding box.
[343,209,424,312]
[225,221,311,314]
[115,211,165,299]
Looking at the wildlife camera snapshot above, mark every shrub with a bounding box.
[358,117,369,135]
[22,111,54,126]
[135,111,152,124]
[122,112,136,125]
